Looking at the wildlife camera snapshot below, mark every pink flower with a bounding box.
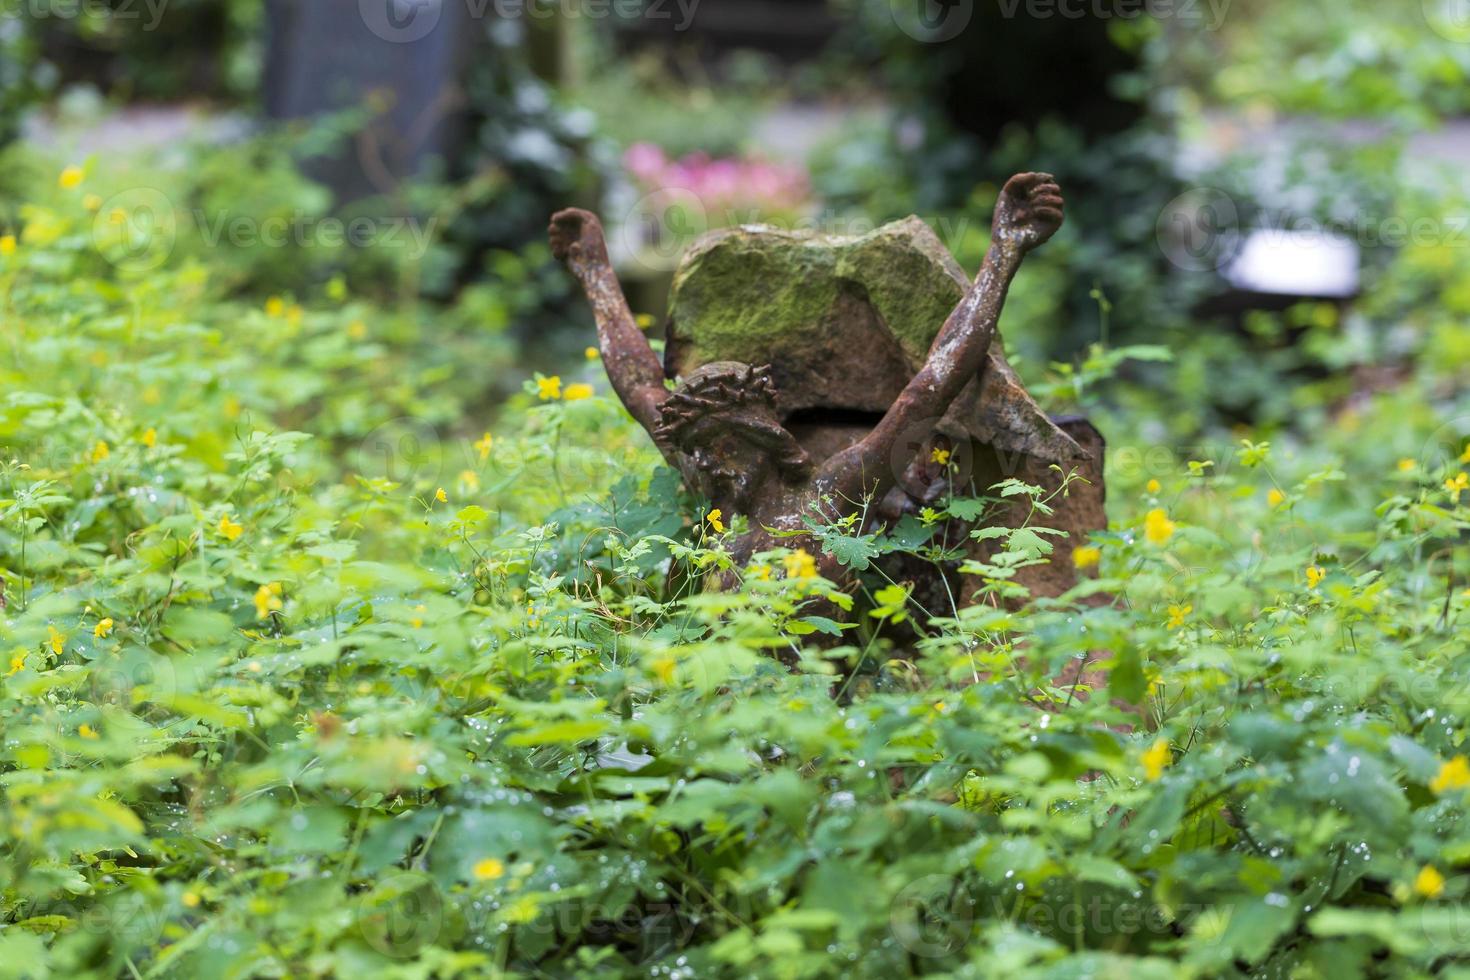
[623,144,813,231]
[623,142,668,183]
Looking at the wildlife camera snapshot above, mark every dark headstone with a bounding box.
[263,0,487,203]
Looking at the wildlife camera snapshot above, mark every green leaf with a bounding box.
[507,719,608,746]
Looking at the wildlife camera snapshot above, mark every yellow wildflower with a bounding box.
[459,470,480,491]
[650,655,677,685]
[265,296,286,317]
[1166,604,1192,630]
[254,583,283,620]
[1146,478,1161,494]
[5,653,24,677]
[474,432,494,461]
[93,618,114,639]
[1142,738,1171,781]
[931,447,952,465]
[78,723,99,739]
[83,193,102,211]
[1267,488,1286,508]
[1414,865,1446,899]
[218,515,244,542]
[1306,565,1325,589]
[584,346,599,360]
[635,313,655,330]
[706,508,725,534]
[0,234,14,256]
[473,858,506,881]
[286,305,304,327]
[1446,472,1469,502]
[1143,508,1175,545]
[1398,458,1417,472]
[58,166,84,189]
[47,626,65,655]
[783,549,818,580]
[564,383,594,401]
[537,376,562,400]
[435,487,448,504]
[1431,755,1470,794]
[347,320,368,340]
[1462,445,1470,465]
[88,440,110,463]
[411,604,426,629]
[749,563,772,581]
[141,428,157,448]
[181,891,201,908]
[1073,545,1101,570]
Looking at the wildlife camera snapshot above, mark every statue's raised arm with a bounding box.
[549,208,670,441]
[816,172,1065,502]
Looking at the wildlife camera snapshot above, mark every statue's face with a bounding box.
[680,403,796,513]
[691,428,778,512]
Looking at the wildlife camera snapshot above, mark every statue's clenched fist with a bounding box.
[990,172,1064,252]
[548,207,609,268]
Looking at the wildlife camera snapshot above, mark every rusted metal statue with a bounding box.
[550,173,1104,606]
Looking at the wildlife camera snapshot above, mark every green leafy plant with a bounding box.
[3,129,1470,980]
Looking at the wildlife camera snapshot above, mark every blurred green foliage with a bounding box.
[12,0,262,105]
[1168,0,1470,122]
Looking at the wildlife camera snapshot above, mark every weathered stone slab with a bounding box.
[664,217,1085,468]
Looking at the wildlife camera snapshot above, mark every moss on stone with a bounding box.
[667,218,970,375]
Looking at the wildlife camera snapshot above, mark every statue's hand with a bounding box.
[549,208,609,268]
[991,173,1064,253]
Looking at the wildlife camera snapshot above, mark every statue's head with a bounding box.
[654,362,811,510]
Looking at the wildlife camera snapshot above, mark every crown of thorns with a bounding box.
[654,362,780,445]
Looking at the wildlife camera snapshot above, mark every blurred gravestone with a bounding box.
[263,0,487,203]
